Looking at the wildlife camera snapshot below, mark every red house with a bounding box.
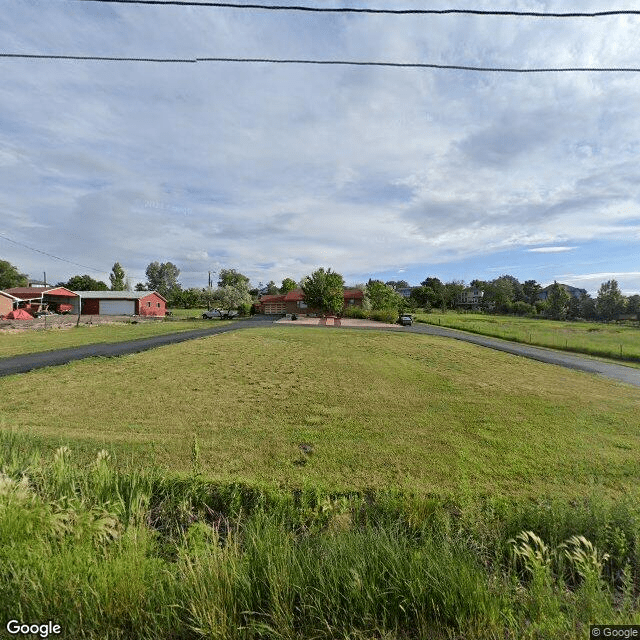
[75,291,167,316]
[258,288,364,315]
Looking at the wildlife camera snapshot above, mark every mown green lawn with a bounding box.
[415,311,640,363]
[1,326,638,498]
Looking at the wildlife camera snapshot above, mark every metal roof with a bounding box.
[73,290,166,301]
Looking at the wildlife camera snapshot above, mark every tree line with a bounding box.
[1,258,637,321]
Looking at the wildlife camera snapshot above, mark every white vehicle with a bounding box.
[202,309,239,320]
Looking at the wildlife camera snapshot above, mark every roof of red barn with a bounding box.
[344,289,364,299]
[5,286,78,299]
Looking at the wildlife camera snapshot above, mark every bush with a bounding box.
[512,301,534,316]
[369,309,397,324]
[342,306,368,319]
[238,302,252,317]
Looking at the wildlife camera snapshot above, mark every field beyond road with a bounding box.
[415,311,640,364]
[1,326,639,498]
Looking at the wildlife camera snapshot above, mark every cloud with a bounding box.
[1,2,639,291]
[527,247,576,253]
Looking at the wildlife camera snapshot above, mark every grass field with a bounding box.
[415,311,640,363]
[0,317,232,358]
[3,326,640,638]
[1,326,638,498]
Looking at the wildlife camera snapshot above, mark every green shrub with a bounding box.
[369,309,397,324]
[342,306,368,319]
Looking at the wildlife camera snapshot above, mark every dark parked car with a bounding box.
[398,314,413,326]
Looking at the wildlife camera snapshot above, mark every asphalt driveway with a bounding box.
[1,315,639,388]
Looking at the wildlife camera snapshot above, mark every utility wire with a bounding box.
[0,232,106,273]
[1,53,640,72]
[74,1,640,18]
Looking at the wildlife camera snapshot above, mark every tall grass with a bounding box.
[415,311,640,363]
[2,431,640,639]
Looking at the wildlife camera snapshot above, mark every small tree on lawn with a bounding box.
[301,267,345,316]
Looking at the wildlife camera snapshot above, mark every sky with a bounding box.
[1,1,639,295]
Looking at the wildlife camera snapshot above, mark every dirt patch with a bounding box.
[0,315,163,333]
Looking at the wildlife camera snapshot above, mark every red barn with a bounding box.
[75,291,167,316]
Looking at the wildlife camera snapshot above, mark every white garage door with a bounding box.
[99,300,135,315]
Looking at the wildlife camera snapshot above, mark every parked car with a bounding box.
[202,309,239,320]
[398,314,413,326]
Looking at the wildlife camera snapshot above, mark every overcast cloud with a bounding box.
[1,1,639,294]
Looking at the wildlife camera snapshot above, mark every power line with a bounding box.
[2,53,640,72]
[0,232,106,273]
[74,1,640,18]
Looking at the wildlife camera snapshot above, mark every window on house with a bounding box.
[147,302,151,307]
[157,303,160,308]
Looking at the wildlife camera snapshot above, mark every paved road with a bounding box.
[0,318,273,378]
[1,316,639,388]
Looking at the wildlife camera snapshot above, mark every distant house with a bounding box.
[5,286,79,314]
[458,286,484,309]
[396,287,414,298]
[538,283,587,301]
[257,288,364,315]
[0,290,20,317]
[74,290,167,316]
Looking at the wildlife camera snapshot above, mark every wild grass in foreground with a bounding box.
[0,318,233,358]
[1,327,639,498]
[414,311,640,364]
[1,433,639,640]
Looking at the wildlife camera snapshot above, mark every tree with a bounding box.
[579,293,597,320]
[596,280,626,321]
[210,283,252,313]
[420,277,446,309]
[0,260,28,289]
[385,280,409,291]
[265,280,279,295]
[496,274,524,303]
[170,287,203,309]
[301,267,345,315]
[545,281,571,320]
[61,274,109,291]
[145,262,181,298]
[626,294,640,316]
[135,282,148,291]
[365,281,403,311]
[409,285,433,309]
[280,278,297,294]
[218,269,250,289]
[522,280,542,305]
[109,262,126,291]
[443,280,465,310]
[488,276,516,313]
